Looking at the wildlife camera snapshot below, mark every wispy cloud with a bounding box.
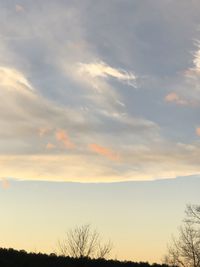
[0,0,200,183]
[89,143,120,161]
[0,67,33,93]
[183,42,200,77]
[55,129,75,149]
[192,43,200,73]
[1,178,10,190]
[78,61,136,87]
[196,127,200,136]
[174,42,200,106]
[165,92,188,105]
[1,140,200,182]
[46,143,56,150]
[15,4,25,13]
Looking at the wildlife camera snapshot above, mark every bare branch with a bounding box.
[164,205,200,267]
[58,224,112,259]
[97,240,113,259]
[185,205,200,225]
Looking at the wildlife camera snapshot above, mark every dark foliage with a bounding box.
[0,247,170,267]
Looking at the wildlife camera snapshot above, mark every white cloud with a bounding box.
[192,43,200,72]
[165,42,200,107]
[78,61,136,87]
[0,67,33,93]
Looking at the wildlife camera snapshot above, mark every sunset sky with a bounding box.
[0,0,200,263]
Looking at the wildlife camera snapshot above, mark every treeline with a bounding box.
[0,248,170,267]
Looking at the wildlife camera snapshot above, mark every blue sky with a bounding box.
[0,0,200,263]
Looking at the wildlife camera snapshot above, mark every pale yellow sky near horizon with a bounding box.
[0,177,200,263]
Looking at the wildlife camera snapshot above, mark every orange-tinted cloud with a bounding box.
[55,129,75,149]
[15,4,25,12]
[89,143,119,161]
[165,92,188,105]
[1,178,10,190]
[46,143,56,149]
[196,127,200,136]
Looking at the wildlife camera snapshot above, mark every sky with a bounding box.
[0,0,200,263]
[1,176,200,263]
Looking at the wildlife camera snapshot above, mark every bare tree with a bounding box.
[164,205,200,267]
[97,240,113,259]
[58,224,112,259]
[185,205,200,225]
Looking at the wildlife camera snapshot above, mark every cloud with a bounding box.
[55,129,75,149]
[191,43,200,73]
[0,66,93,154]
[173,42,200,106]
[15,4,25,13]
[0,155,123,182]
[0,65,158,156]
[183,43,200,78]
[89,143,120,161]
[0,67,33,93]
[78,61,136,87]
[165,92,188,105]
[0,0,200,183]
[1,140,200,182]
[1,178,10,189]
[196,127,200,136]
[46,143,56,150]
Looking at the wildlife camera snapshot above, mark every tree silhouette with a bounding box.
[0,247,170,267]
[164,204,200,267]
[58,224,112,259]
[185,204,200,225]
